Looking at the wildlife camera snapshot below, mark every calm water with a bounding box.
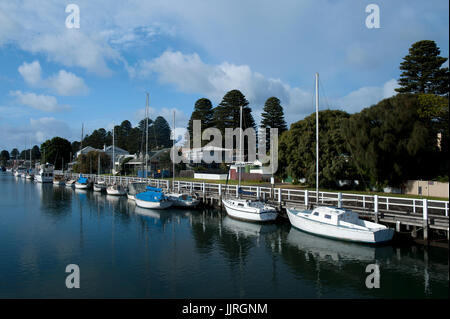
[0,172,448,299]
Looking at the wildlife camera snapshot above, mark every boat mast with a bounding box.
[98,153,100,177]
[315,72,319,204]
[145,92,149,178]
[238,105,243,197]
[112,123,115,175]
[172,110,175,192]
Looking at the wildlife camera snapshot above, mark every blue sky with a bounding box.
[0,0,448,151]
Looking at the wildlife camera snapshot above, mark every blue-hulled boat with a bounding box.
[135,186,173,209]
[75,174,92,189]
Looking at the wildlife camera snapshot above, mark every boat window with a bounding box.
[313,212,319,216]
[238,203,244,207]
[324,214,332,219]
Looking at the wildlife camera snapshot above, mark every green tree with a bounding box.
[82,128,108,150]
[212,90,255,157]
[0,150,10,166]
[395,40,449,95]
[187,98,214,147]
[279,110,356,188]
[71,141,81,158]
[31,145,41,160]
[260,96,287,147]
[213,90,255,133]
[73,151,110,174]
[40,137,72,169]
[342,94,442,188]
[152,116,172,148]
[10,148,19,159]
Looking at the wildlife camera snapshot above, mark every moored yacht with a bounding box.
[75,174,92,189]
[286,73,394,244]
[53,175,65,186]
[221,106,277,222]
[93,180,107,192]
[35,163,54,183]
[135,186,173,209]
[286,206,394,244]
[126,182,147,200]
[166,193,200,207]
[65,178,76,188]
[106,183,126,196]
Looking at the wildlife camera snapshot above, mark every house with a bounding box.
[182,146,233,164]
[76,146,102,158]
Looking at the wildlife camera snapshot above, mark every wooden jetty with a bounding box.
[63,173,449,243]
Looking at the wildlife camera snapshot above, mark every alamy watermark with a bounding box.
[65,264,80,288]
[365,263,380,289]
[365,4,380,29]
[65,4,80,29]
[170,120,279,174]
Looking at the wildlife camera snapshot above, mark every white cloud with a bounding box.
[133,50,404,125]
[18,60,42,86]
[18,61,88,96]
[10,91,70,112]
[334,79,400,113]
[0,117,74,149]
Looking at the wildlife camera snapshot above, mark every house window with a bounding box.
[418,186,422,195]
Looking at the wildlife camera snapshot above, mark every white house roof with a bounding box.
[104,145,129,154]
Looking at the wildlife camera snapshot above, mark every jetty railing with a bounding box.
[64,173,449,230]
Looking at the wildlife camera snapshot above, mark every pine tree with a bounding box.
[260,97,288,147]
[395,40,449,95]
[213,90,255,133]
[187,98,214,147]
[212,90,255,158]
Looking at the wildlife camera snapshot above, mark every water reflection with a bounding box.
[0,172,448,299]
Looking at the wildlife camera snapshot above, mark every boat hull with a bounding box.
[222,199,277,222]
[75,183,91,189]
[127,193,135,200]
[93,184,107,192]
[35,175,53,183]
[135,198,173,209]
[53,180,65,186]
[286,209,394,244]
[106,188,126,196]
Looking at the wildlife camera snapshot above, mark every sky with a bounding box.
[0,0,448,152]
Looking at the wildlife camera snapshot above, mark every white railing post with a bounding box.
[236,185,239,198]
[423,199,428,221]
[256,186,260,199]
[423,199,428,240]
[305,190,309,208]
[338,192,342,208]
[374,195,379,222]
[218,183,222,197]
[278,188,281,203]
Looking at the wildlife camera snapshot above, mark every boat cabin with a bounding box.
[307,206,360,226]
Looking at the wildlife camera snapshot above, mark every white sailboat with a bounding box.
[93,154,106,192]
[75,174,92,189]
[107,183,126,196]
[221,106,277,222]
[165,110,200,208]
[286,73,394,244]
[133,93,172,210]
[106,125,126,196]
